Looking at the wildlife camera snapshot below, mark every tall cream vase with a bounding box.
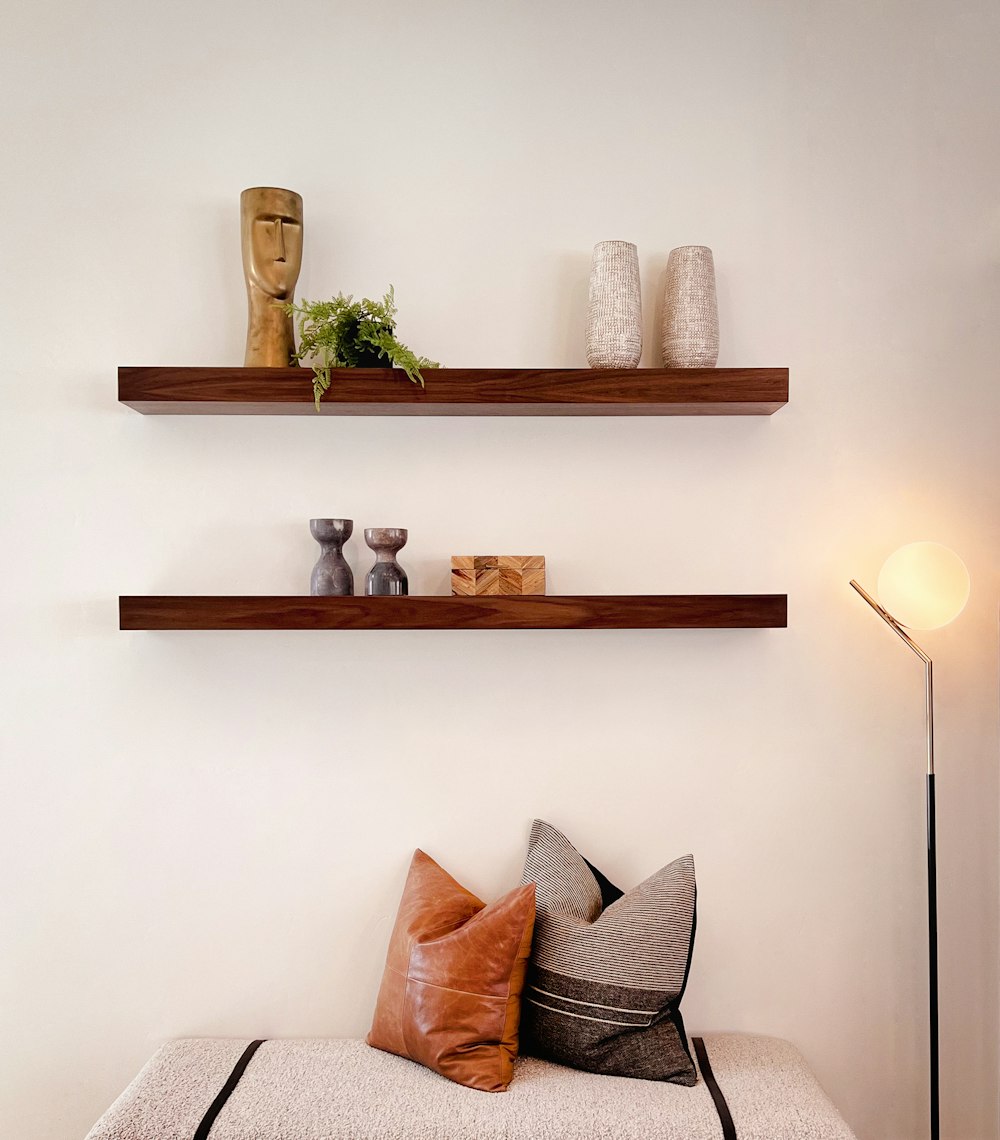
[586,240,642,368]
[661,245,719,367]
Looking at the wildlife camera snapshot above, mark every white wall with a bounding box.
[1,2,998,1137]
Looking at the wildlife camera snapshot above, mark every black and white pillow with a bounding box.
[520,819,697,1085]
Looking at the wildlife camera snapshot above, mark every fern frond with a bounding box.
[279,288,438,409]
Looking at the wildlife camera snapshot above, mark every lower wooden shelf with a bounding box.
[119,594,788,631]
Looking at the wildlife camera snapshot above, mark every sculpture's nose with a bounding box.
[274,218,286,262]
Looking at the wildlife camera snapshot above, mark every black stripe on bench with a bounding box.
[693,1037,737,1140]
[193,1039,266,1140]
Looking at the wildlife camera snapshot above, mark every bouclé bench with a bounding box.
[85,1033,857,1140]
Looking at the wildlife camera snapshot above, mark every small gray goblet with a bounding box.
[364,528,408,596]
[310,518,354,596]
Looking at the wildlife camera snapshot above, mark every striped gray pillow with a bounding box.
[520,819,697,1084]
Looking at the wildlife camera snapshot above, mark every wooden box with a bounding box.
[451,555,546,596]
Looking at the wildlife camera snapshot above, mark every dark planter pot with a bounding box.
[340,318,395,368]
[351,345,391,368]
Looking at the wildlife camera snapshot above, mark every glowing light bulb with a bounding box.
[877,542,970,631]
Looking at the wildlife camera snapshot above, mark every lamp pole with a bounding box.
[850,579,939,1140]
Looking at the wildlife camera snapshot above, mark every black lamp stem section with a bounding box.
[927,771,939,1140]
[849,581,939,1140]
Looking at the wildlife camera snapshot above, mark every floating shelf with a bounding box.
[119,595,788,631]
[118,367,788,416]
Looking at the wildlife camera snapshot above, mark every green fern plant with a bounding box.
[280,287,439,411]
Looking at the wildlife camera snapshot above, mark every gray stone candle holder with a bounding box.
[364,528,408,596]
[310,519,354,596]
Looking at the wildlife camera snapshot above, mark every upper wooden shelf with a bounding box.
[119,594,788,631]
[118,367,788,416]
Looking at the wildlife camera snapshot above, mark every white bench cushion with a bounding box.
[86,1033,857,1140]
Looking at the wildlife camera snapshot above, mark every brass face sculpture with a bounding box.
[240,186,303,366]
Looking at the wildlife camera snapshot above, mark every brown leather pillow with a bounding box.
[367,849,536,1092]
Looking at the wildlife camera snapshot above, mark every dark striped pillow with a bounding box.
[520,819,697,1084]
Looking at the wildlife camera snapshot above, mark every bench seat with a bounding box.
[85,1033,857,1140]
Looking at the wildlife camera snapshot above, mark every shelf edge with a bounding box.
[119,594,788,631]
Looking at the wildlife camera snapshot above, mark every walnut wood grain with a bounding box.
[118,367,788,416]
[119,595,788,630]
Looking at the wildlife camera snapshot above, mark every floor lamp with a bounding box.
[850,541,970,1140]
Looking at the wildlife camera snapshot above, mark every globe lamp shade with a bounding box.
[877,542,970,631]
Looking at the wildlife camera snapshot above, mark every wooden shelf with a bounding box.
[118,367,788,416]
[119,594,787,631]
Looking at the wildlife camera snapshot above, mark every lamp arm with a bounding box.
[849,577,940,1139]
[849,579,934,776]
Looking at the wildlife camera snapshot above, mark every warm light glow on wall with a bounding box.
[877,542,970,630]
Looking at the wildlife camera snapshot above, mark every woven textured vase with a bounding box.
[586,241,642,369]
[661,246,719,368]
